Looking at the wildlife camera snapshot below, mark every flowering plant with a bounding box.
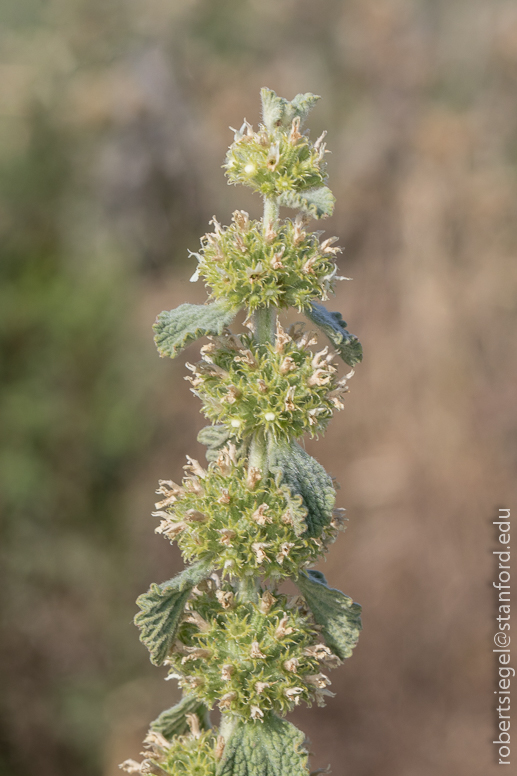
[121,88,362,776]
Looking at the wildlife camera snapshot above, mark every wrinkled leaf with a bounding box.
[260,88,320,132]
[151,694,211,740]
[197,425,245,463]
[296,570,362,660]
[217,715,309,776]
[135,561,212,666]
[288,92,321,126]
[153,302,237,359]
[304,302,363,366]
[260,88,285,132]
[278,187,335,219]
[269,441,335,538]
[197,425,231,462]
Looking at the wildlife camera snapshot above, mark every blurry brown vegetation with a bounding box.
[0,1,516,775]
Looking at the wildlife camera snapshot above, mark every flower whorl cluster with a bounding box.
[167,586,338,721]
[122,729,218,776]
[186,325,352,442]
[224,115,328,198]
[154,453,322,579]
[125,89,363,776]
[194,212,341,311]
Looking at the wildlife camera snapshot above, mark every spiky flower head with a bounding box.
[194,212,342,312]
[121,728,218,776]
[186,324,352,443]
[224,117,328,198]
[153,449,337,580]
[166,586,338,721]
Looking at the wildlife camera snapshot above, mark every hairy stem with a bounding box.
[251,195,279,344]
[252,306,276,344]
[238,574,259,603]
[263,195,279,233]
[239,195,278,617]
[248,429,267,471]
[219,713,239,743]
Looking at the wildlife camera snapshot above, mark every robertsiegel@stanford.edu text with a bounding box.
[493,508,512,766]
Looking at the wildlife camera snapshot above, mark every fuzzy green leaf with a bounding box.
[197,425,245,463]
[288,92,321,126]
[305,302,363,366]
[269,441,335,538]
[153,302,237,359]
[260,88,286,132]
[135,561,212,666]
[197,425,231,462]
[296,570,362,660]
[151,694,211,740]
[217,715,309,776]
[260,88,320,132]
[278,187,335,219]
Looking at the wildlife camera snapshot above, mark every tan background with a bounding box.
[0,2,516,775]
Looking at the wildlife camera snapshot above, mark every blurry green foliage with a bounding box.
[0,78,151,776]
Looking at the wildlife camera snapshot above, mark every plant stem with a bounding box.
[238,574,259,603]
[248,429,267,471]
[251,195,279,344]
[252,306,276,344]
[238,196,280,610]
[219,713,239,743]
[262,195,279,233]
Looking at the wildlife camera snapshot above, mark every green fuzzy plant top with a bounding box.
[121,88,363,776]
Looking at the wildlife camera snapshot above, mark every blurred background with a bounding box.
[0,1,516,775]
